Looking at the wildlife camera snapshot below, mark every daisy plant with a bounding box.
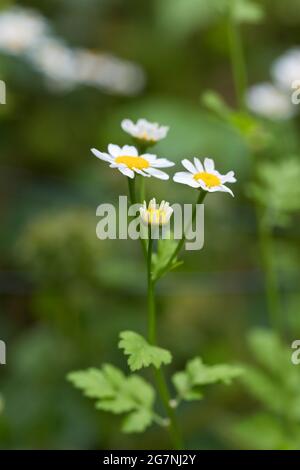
[68,118,241,449]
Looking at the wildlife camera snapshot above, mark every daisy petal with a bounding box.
[142,153,158,163]
[182,159,197,173]
[91,148,113,163]
[204,158,215,172]
[133,168,151,177]
[121,145,138,156]
[145,167,169,180]
[151,158,175,168]
[173,172,200,188]
[118,166,135,178]
[121,119,135,133]
[208,185,234,196]
[194,157,204,172]
[219,185,234,196]
[108,144,121,157]
[221,171,237,183]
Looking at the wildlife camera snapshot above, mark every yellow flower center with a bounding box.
[139,131,155,142]
[147,209,167,224]
[194,172,220,188]
[115,155,150,170]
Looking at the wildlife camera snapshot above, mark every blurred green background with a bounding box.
[0,0,300,449]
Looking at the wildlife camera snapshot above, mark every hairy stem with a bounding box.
[146,230,184,449]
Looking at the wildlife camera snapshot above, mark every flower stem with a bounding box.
[154,189,207,282]
[256,208,283,338]
[127,177,136,205]
[147,233,156,344]
[227,2,247,110]
[226,6,284,338]
[127,177,147,259]
[146,229,184,449]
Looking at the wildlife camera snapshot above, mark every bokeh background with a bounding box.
[0,0,300,449]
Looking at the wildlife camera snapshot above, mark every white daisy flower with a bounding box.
[121,118,169,144]
[246,82,295,120]
[271,48,300,92]
[0,7,49,55]
[140,198,173,226]
[173,157,236,197]
[91,144,174,179]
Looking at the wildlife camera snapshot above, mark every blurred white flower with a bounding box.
[91,144,174,179]
[82,52,145,96]
[140,199,173,226]
[29,39,145,94]
[246,82,295,120]
[121,118,169,144]
[0,7,48,55]
[173,157,236,196]
[0,6,145,95]
[29,38,79,91]
[272,48,300,91]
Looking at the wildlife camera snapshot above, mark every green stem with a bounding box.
[127,176,136,206]
[256,208,282,338]
[127,177,147,259]
[154,189,207,282]
[227,1,247,111]
[226,4,284,338]
[146,229,184,449]
[147,233,156,344]
[140,176,146,204]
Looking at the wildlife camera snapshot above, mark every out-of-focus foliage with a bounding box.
[0,0,300,450]
[248,158,300,227]
[156,0,264,41]
[173,357,243,403]
[68,365,156,434]
[232,329,300,449]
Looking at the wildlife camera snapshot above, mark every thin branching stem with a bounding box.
[146,228,184,449]
[227,5,283,338]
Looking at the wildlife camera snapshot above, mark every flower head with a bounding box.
[91,144,174,179]
[173,157,236,196]
[271,48,300,92]
[246,83,295,120]
[121,118,169,144]
[0,7,48,55]
[140,198,173,226]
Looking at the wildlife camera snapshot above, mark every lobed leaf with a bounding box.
[119,331,172,371]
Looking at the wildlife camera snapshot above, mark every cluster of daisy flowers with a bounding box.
[91,118,237,226]
[0,6,145,95]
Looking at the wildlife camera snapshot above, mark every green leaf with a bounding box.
[119,331,172,371]
[247,157,300,228]
[67,367,115,399]
[96,396,136,414]
[232,412,299,450]
[202,90,269,150]
[232,0,265,24]
[202,90,231,119]
[241,329,300,422]
[241,365,288,415]
[126,375,155,408]
[68,363,156,433]
[187,357,243,385]
[172,356,243,402]
[172,371,203,401]
[122,409,153,434]
[151,237,183,280]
